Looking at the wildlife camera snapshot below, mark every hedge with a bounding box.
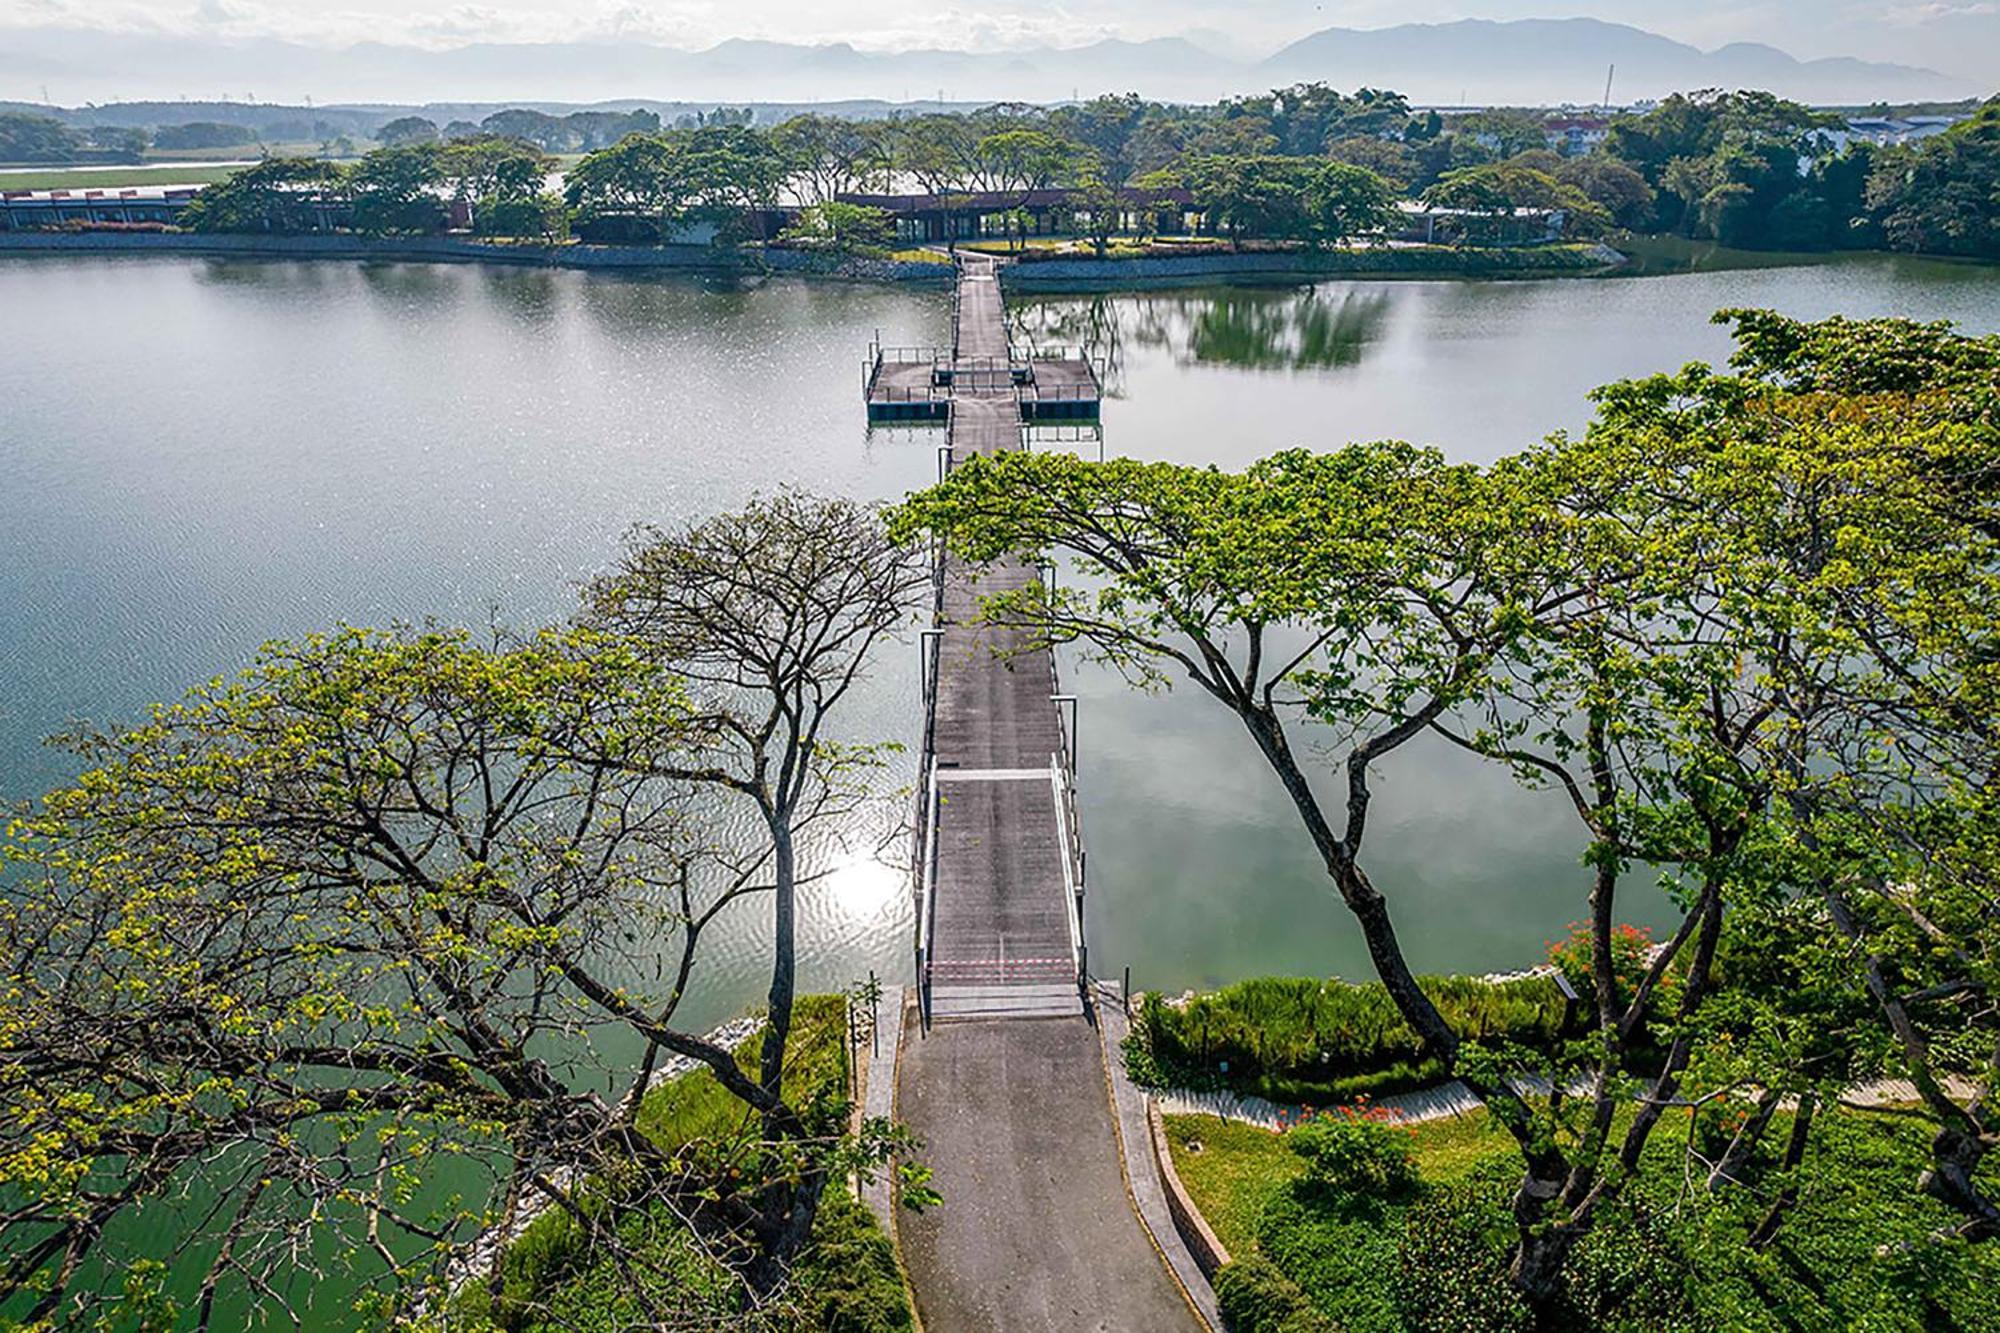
[1131,974,1569,1104]
[1216,1254,1344,1333]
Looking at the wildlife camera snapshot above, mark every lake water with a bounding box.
[5,252,1999,1020]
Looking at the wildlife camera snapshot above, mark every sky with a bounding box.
[2,0,1996,81]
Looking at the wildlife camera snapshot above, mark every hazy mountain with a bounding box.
[0,18,1971,111]
[1264,19,1963,106]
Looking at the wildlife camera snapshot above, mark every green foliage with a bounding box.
[466,996,913,1332]
[153,120,258,151]
[379,115,441,146]
[788,1191,914,1333]
[179,156,347,233]
[1287,1113,1418,1199]
[347,143,446,235]
[1303,160,1401,245]
[1868,100,2000,258]
[1390,1185,1532,1333]
[779,201,895,254]
[1214,1254,1341,1333]
[0,111,83,163]
[566,125,792,241]
[1422,162,1611,238]
[1182,1100,2000,1333]
[1257,1182,1403,1331]
[1133,975,1568,1104]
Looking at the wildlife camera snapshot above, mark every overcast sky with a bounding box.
[3,0,1996,80]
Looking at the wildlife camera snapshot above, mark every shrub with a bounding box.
[1287,1110,1418,1199]
[1391,1184,1531,1333]
[1545,921,1666,1019]
[790,1189,913,1332]
[1215,1253,1342,1333]
[1134,974,1568,1103]
[1256,1186,1400,1331]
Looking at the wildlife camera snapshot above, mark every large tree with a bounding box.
[0,625,891,1326]
[582,492,930,1288]
[891,444,1577,1164]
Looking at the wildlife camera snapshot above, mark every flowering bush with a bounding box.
[1545,921,1666,1017]
[1287,1104,1418,1198]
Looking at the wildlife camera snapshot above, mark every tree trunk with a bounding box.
[1709,1085,1784,1192]
[1236,705,1458,1065]
[1509,1220,1581,1326]
[743,1169,828,1301]
[1749,1092,1817,1250]
[759,819,797,1118]
[1921,1123,2000,1240]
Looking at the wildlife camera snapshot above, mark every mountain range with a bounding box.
[1,18,1978,112]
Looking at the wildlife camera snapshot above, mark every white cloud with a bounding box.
[1882,1,1998,24]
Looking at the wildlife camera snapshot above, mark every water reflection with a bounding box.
[1015,286,1392,394]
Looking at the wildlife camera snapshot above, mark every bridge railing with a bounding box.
[911,439,956,1028]
[1044,581,1090,1004]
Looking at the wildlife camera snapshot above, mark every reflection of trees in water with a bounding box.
[1015,286,1392,385]
[1011,294,1130,396]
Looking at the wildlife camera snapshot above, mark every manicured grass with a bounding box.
[633,994,848,1153]
[1163,1114,1299,1257]
[1165,1107,1519,1257]
[887,247,953,264]
[0,165,243,190]
[144,141,355,162]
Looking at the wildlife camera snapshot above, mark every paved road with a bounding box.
[896,1016,1203,1333]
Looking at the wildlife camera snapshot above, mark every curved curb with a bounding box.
[1094,985,1224,1331]
[1147,1100,1232,1278]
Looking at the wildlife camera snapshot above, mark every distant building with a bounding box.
[1812,114,1968,156]
[1542,117,1611,158]
[834,187,1194,244]
[0,185,200,230]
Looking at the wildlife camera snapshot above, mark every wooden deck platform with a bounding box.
[864,286,1102,425]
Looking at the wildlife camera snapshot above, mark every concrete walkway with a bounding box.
[896,1016,1203,1332]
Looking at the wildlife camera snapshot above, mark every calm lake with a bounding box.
[5,252,2000,1022]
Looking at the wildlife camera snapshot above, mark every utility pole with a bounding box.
[1602,64,1616,114]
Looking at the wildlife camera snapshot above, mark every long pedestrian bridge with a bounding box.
[865,257,1208,1331]
[895,254,1102,1023]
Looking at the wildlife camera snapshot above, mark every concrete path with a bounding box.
[896,1016,1203,1333]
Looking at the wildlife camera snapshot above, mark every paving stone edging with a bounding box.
[1095,982,1224,1331]
[1147,1099,1231,1277]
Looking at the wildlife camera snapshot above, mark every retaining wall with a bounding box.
[0,230,954,283]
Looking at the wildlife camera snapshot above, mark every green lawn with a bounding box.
[1162,1115,1296,1258]
[1169,1102,2000,1332]
[0,164,243,190]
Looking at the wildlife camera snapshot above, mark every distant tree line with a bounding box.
[0,110,357,163]
[183,135,567,239]
[41,82,1994,258]
[1,111,149,164]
